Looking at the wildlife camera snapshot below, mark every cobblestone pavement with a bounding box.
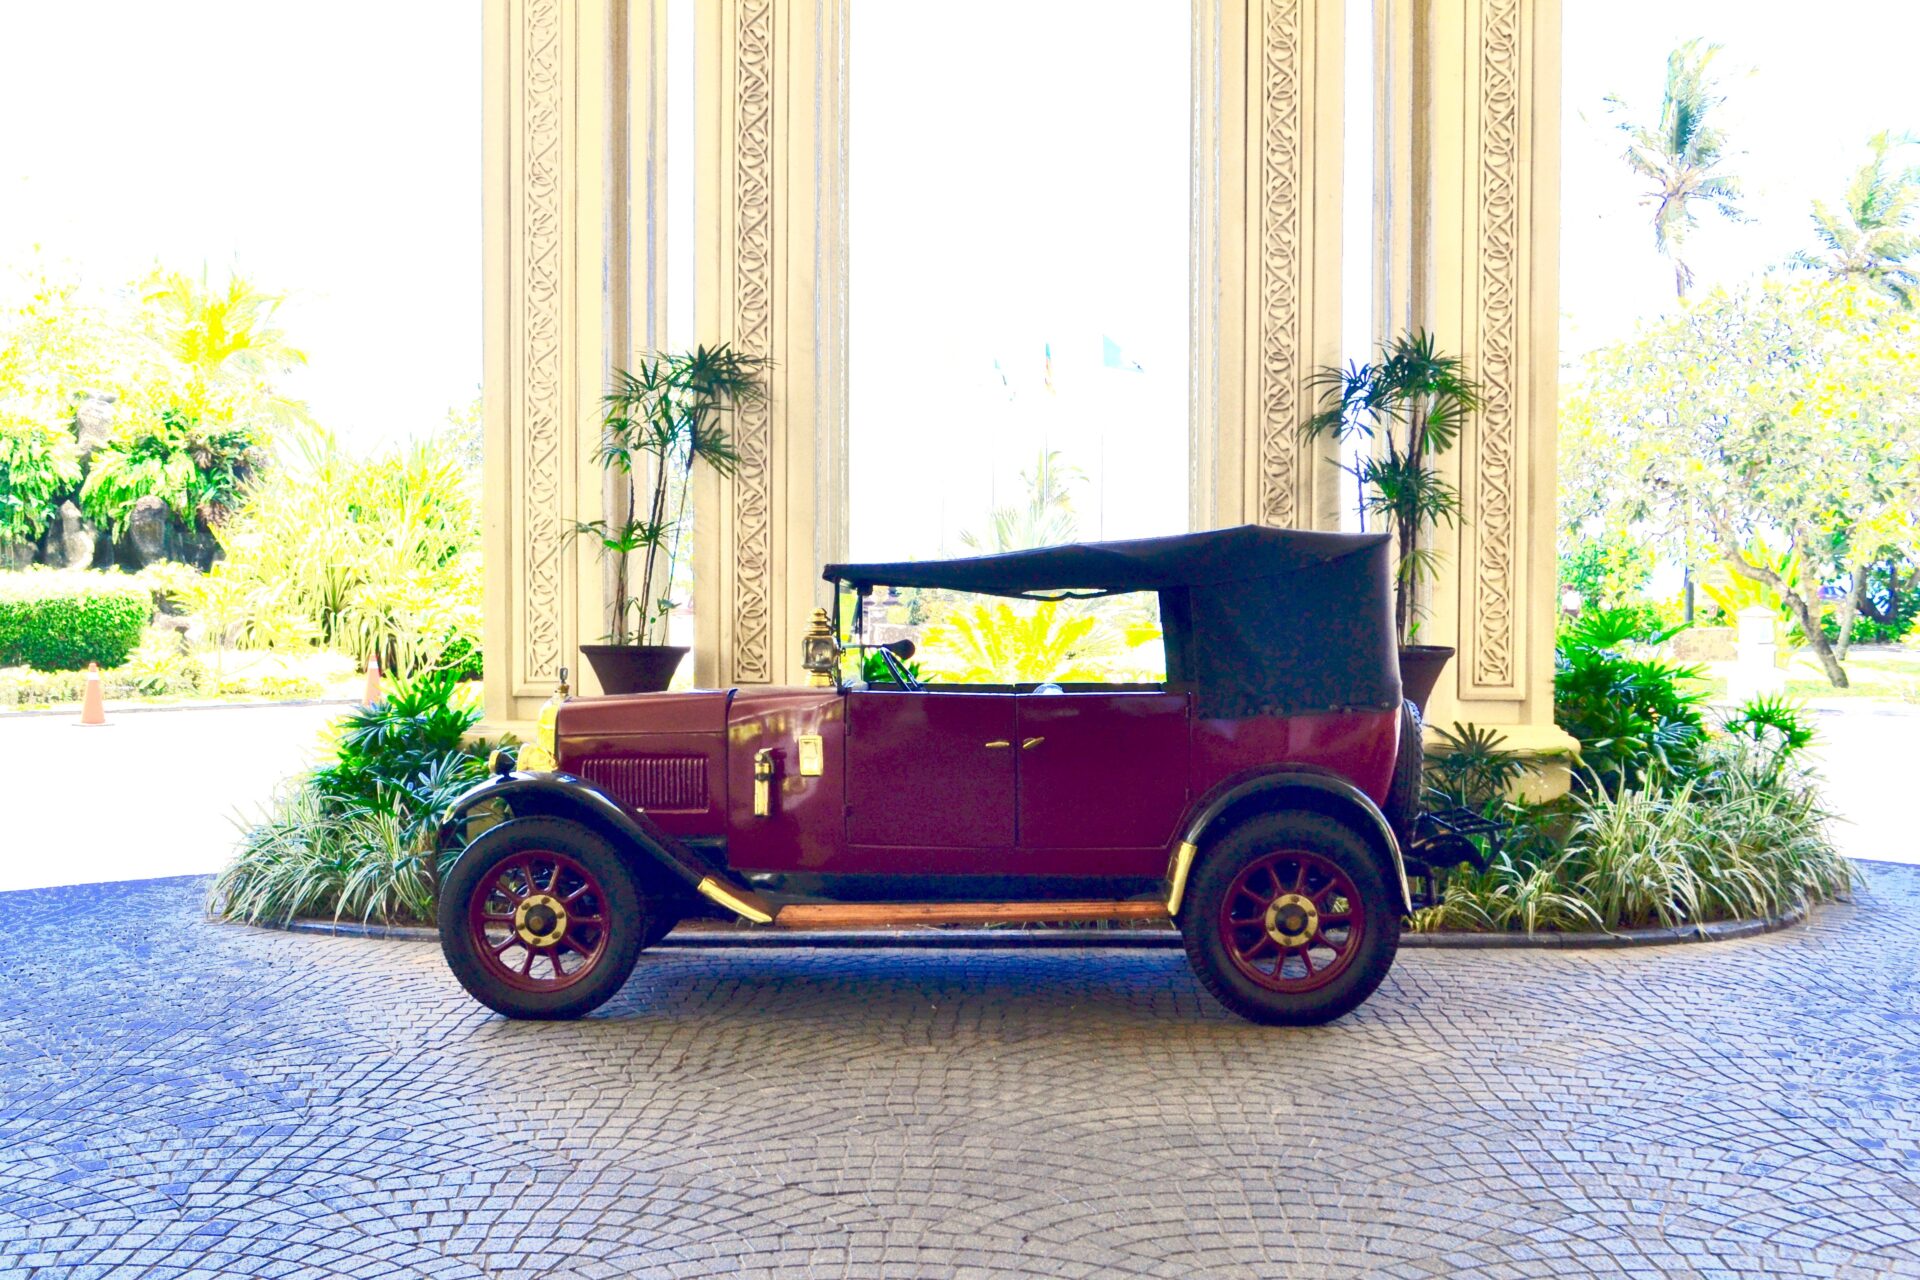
[2,867,1917,1280]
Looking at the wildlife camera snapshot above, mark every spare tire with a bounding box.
[1383,698,1424,844]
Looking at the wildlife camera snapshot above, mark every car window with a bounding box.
[847,586,1166,687]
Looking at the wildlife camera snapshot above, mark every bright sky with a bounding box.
[0,0,479,447]
[848,0,1190,561]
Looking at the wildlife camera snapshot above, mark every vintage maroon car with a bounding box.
[437,526,1422,1025]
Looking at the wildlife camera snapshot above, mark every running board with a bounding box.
[770,900,1171,930]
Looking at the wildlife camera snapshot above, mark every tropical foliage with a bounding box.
[919,599,1120,685]
[1414,720,1849,935]
[1553,607,1707,793]
[212,670,490,927]
[1606,39,1745,298]
[1793,131,1920,306]
[0,276,110,550]
[1560,279,1920,686]
[580,345,764,645]
[190,427,482,676]
[0,266,303,557]
[960,450,1084,554]
[1303,331,1481,645]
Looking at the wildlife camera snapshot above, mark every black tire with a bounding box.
[1178,811,1401,1026]
[639,909,680,951]
[439,817,648,1019]
[1384,698,1424,842]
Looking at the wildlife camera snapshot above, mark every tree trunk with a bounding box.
[1835,563,1868,660]
[1714,520,1849,689]
[1784,589,1849,687]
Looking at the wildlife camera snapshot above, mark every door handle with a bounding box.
[984,739,1011,749]
[1021,736,1045,750]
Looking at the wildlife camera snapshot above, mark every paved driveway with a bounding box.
[2,866,1916,1279]
[0,703,344,892]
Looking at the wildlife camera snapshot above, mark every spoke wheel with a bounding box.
[439,817,646,1020]
[1219,848,1363,994]
[468,849,611,993]
[1179,810,1400,1026]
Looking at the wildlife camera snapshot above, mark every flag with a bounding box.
[1102,334,1144,372]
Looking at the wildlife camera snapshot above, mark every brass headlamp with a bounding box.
[800,606,841,687]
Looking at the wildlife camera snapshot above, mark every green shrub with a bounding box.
[1409,729,1850,935]
[0,571,151,670]
[1554,607,1707,792]
[212,669,490,926]
[190,428,481,676]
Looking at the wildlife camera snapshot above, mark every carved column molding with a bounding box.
[1195,0,1345,534]
[693,0,846,689]
[482,0,619,722]
[1383,0,1574,777]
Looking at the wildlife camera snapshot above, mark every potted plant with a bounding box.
[576,344,768,694]
[1302,330,1481,713]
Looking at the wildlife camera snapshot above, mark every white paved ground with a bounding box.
[0,702,346,892]
[1809,705,1918,865]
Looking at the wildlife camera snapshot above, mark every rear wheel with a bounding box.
[439,817,648,1019]
[1179,811,1400,1025]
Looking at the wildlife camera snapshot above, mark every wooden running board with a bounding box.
[771,900,1171,930]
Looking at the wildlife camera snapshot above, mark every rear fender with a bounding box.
[1164,768,1413,915]
[440,772,774,923]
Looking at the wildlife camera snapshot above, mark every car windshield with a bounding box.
[841,586,1166,686]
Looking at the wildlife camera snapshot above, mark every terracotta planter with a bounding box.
[1397,645,1454,717]
[580,644,688,695]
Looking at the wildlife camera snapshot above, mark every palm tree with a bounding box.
[1609,40,1745,298]
[1793,131,1920,306]
[140,268,309,426]
[960,449,1084,554]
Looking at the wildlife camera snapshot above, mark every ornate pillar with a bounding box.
[1193,0,1347,533]
[1381,0,1576,791]
[691,0,847,689]
[481,0,626,724]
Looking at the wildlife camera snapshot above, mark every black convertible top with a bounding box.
[824,526,1400,718]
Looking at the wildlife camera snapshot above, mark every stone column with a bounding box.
[1379,0,1577,793]
[1193,0,1348,534]
[690,0,848,690]
[481,0,639,726]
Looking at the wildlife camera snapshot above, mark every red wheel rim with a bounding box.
[467,850,611,993]
[1219,848,1364,993]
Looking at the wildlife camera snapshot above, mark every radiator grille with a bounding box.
[577,755,709,811]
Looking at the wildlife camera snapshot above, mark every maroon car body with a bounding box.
[439,526,1421,1025]
[561,687,1399,881]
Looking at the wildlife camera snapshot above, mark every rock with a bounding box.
[72,394,115,461]
[57,501,97,570]
[126,496,170,568]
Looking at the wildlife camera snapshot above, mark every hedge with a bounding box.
[0,572,151,671]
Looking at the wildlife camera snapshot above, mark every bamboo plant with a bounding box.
[1303,331,1482,646]
[577,344,767,645]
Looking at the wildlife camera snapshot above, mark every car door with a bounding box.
[1014,691,1191,876]
[843,689,1017,871]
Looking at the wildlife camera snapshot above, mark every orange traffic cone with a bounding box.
[78,662,107,727]
[363,656,384,707]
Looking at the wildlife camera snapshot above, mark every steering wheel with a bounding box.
[875,645,921,691]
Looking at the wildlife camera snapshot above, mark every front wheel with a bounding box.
[439,817,647,1019]
[1179,811,1400,1025]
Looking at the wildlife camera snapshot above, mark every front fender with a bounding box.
[439,771,773,922]
[1165,767,1413,915]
